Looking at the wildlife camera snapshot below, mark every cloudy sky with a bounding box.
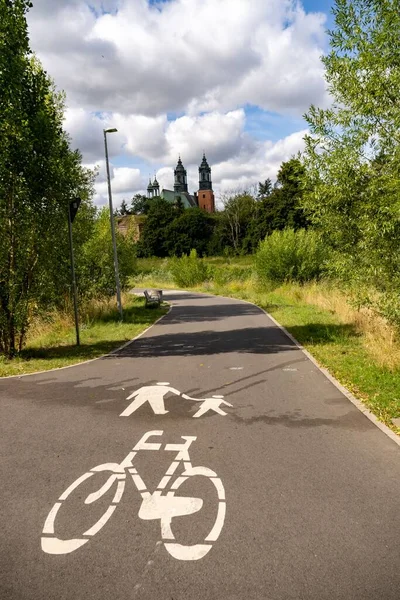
[26,0,334,207]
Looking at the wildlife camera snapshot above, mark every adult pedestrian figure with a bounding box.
[120,382,181,416]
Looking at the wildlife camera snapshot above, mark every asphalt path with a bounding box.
[1,291,399,600]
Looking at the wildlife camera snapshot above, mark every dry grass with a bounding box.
[276,281,400,371]
[0,293,167,377]
[27,294,131,345]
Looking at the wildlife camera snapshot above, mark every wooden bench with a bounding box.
[144,289,162,308]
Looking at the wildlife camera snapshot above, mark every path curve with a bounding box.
[1,290,399,600]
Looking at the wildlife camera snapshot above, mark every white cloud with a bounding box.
[64,108,253,168]
[213,129,308,202]
[113,113,168,161]
[64,108,123,159]
[84,159,144,207]
[28,0,329,117]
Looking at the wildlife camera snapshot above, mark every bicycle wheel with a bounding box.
[41,463,126,555]
[160,465,226,561]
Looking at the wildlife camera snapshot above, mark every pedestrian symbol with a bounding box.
[119,383,233,418]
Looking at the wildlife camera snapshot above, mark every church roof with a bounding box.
[161,189,197,209]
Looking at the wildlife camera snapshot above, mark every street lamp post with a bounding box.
[103,127,123,320]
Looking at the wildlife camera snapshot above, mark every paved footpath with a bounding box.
[1,291,399,600]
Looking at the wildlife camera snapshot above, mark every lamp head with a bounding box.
[104,127,118,134]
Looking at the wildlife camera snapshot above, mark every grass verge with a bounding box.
[131,259,400,435]
[0,295,167,378]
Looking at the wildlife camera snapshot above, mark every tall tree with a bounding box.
[254,158,309,243]
[136,199,176,257]
[219,191,258,254]
[303,0,400,320]
[165,208,215,257]
[119,199,131,215]
[0,0,94,355]
[257,178,272,198]
[130,193,150,215]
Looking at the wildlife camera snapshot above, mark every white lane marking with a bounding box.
[83,505,116,536]
[120,383,180,416]
[131,474,148,492]
[229,367,243,370]
[161,519,174,540]
[212,477,226,501]
[164,543,212,561]
[165,460,180,476]
[205,501,226,542]
[41,537,88,555]
[59,473,93,501]
[164,436,197,461]
[113,480,125,504]
[133,430,163,451]
[181,465,217,478]
[95,398,118,404]
[42,502,62,534]
[139,492,203,521]
[157,475,173,490]
[85,475,117,504]
[160,466,227,560]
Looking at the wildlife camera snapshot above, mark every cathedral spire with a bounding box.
[174,156,188,193]
[153,173,160,196]
[147,176,154,198]
[199,153,212,191]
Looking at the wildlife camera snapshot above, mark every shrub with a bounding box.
[169,249,210,287]
[80,208,136,298]
[254,228,327,284]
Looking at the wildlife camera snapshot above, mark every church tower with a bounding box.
[198,153,215,213]
[174,157,188,193]
[152,175,160,196]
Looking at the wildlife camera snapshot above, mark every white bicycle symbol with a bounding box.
[41,430,226,561]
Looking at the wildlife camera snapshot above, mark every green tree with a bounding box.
[136,198,176,257]
[257,178,272,198]
[80,208,136,298]
[254,158,309,242]
[130,193,150,215]
[165,208,215,256]
[118,199,131,216]
[303,0,400,322]
[219,191,258,254]
[174,196,185,215]
[0,0,95,356]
